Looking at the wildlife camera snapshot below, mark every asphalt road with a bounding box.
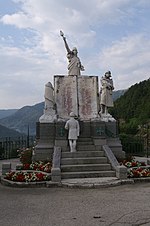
[0,183,150,226]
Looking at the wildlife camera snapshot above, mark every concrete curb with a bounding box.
[0,177,129,188]
[1,177,46,188]
[1,177,150,188]
[46,178,135,189]
[133,177,150,183]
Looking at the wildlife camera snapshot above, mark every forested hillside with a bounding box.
[110,78,150,134]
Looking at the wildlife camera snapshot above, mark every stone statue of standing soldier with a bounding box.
[60,30,85,76]
[100,71,114,115]
[65,112,80,152]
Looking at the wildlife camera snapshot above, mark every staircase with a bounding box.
[61,138,116,179]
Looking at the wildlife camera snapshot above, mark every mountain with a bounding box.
[0,124,24,137]
[0,102,44,135]
[0,109,18,119]
[112,89,127,101]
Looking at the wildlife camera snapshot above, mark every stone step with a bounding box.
[77,141,93,145]
[77,145,95,151]
[61,163,112,172]
[61,151,105,158]
[61,157,108,165]
[61,170,116,179]
[62,145,101,152]
[78,137,92,142]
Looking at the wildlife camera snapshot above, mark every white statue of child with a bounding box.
[65,112,80,152]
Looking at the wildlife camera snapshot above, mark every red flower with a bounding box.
[131,162,138,167]
[141,162,146,166]
[137,168,143,172]
[5,172,15,180]
[36,173,44,181]
[23,164,30,170]
[16,173,25,182]
[34,166,38,170]
[132,170,140,177]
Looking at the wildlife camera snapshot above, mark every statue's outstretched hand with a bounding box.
[60,30,64,37]
[81,65,85,71]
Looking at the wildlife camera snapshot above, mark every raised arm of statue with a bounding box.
[60,30,84,76]
[60,30,71,53]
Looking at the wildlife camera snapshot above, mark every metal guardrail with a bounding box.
[0,136,35,159]
[120,137,148,157]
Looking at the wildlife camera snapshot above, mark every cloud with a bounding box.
[0,0,137,46]
[0,0,150,108]
[0,43,67,108]
[99,34,150,89]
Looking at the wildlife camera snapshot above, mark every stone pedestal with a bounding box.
[34,119,125,161]
[34,75,125,161]
[33,123,55,161]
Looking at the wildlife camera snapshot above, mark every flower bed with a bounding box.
[128,167,150,178]
[121,158,150,178]
[21,161,51,173]
[121,159,146,168]
[4,171,50,182]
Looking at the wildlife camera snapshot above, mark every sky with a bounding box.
[0,0,150,109]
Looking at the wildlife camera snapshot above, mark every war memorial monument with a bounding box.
[34,31,127,181]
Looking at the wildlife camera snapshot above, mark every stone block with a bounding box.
[51,146,61,182]
[34,122,55,161]
[39,123,55,140]
[116,165,127,179]
[79,120,91,137]
[55,121,68,139]
[78,76,99,120]
[54,75,78,119]
[107,138,125,159]
[105,121,118,137]
[91,121,105,138]
[33,144,54,161]
[55,139,68,146]
[2,162,11,175]
[111,148,125,160]
[51,168,61,182]
[52,146,61,168]
[93,138,106,146]
[16,164,23,170]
